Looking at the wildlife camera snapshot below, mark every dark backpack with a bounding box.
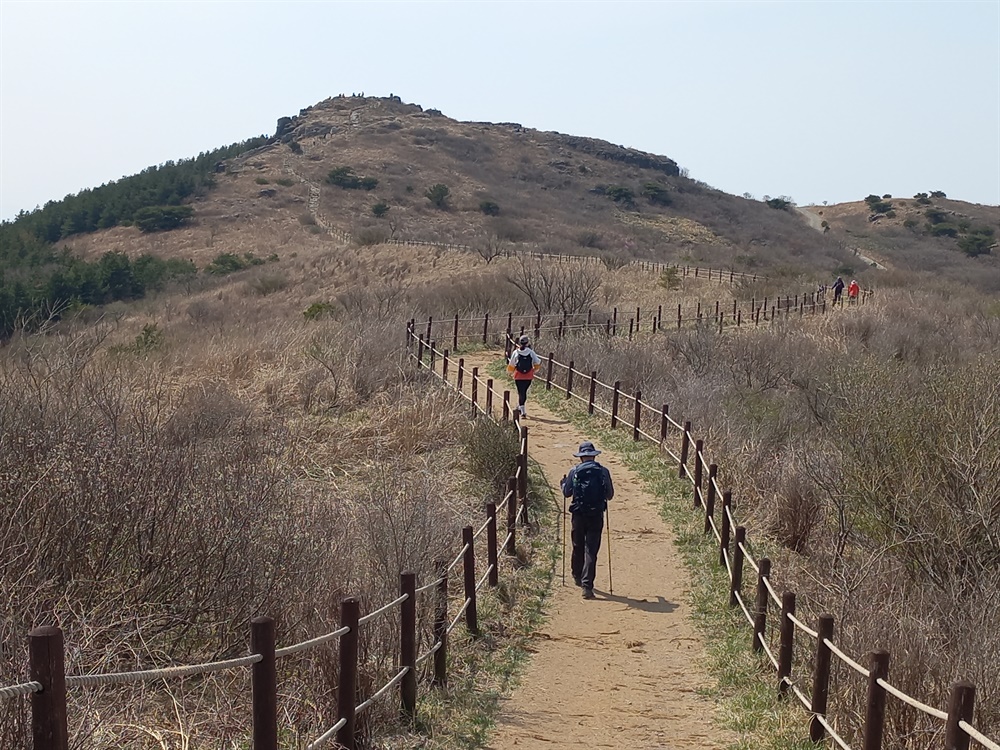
[570,463,607,514]
[515,351,533,374]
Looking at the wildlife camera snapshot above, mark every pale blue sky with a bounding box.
[1,0,998,220]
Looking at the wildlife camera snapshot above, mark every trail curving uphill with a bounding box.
[451,352,732,749]
[796,206,888,270]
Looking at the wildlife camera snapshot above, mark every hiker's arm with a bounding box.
[561,469,574,497]
[507,351,516,374]
[532,350,542,370]
[603,468,615,501]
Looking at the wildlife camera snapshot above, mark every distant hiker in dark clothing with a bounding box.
[832,276,845,304]
[560,441,615,600]
[507,335,541,418]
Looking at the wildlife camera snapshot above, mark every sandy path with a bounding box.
[442,351,732,750]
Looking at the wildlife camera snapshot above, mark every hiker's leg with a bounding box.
[516,379,529,407]
[580,514,604,589]
[570,513,586,581]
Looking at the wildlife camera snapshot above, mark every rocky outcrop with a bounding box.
[555,135,680,176]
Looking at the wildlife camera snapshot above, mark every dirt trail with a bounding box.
[445,351,732,749]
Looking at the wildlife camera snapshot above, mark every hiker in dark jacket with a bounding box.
[560,441,614,600]
[832,276,845,304]
[507,335,541,418]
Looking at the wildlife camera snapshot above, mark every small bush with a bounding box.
[882,193,892,199]
[605,185,635,208]
[925,208,948,225]
[958,234,993,257]
[903,218,919,229]
[255,177,270,185]
[205,252,265,276]
[479,200,500,216]
[276,178,294,187]
[111,323,165,356]
[642,182,672,206]
[288,141,302,154]
[246,273,288,296]
[869,201,893,214]
[930,190,947,198]
[327,167,378,190]
[303,302,337,320]
[658,267,681,290]
[425,183,450,209]
[133,205,195,233]
[464,419,519,495]
[355,227,389,246]
[885,210,896,219]
[372,201,390,218]
[577,231,605,249]
[299,213,316,226]
[928,223,958,237]
[765,197,791,211]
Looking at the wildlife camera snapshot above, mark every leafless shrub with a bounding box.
[505,256,602,315]
[474,232,508,264]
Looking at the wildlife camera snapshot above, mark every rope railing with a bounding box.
[734,590,755,627]
[472,515,492,540]
[65,654,263,687]
[759,637,780,670]
[815,715,853,750]
[876,678,949,720]
[355,667,410,714]
[475,565,496,592]
[415,640,442,666]
[445,543,471,575]
[960,722,1000,750]
[306,718,349,750]
[786,612,818,639]
[824,638,871,678]
[761,575,782,608]
[0,681,41,699]
[415,576,445,594]
[446,598,473,636]
[357,594,409,626]
[782,676,813,712]
[275,626,351,659]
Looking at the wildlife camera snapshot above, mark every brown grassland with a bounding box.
[2,95,998,748]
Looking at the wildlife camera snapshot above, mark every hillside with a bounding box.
[801,195,999,293]
[52,95,855,278]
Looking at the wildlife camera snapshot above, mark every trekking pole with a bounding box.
[606,506,613,595]
[561,491,567,586]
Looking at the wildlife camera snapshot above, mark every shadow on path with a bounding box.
[592,591,679,613]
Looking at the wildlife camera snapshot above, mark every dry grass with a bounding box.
[540,288,1000,748]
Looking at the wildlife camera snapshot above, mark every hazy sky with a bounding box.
[1,0,998,220]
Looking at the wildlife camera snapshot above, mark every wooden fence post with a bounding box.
[587,371,597,415]
[503,390,510,421]
[778,592,796,696]
[462,526,479,635]
[471,367,479,416]
[679,421,692,478]
[660,404,669,443]
[704,463,717,533]
[506,476,517,555]
[487,503,499,587]
[518,427,529,524]
[729,527,746,608]
[425,317,432,344]
[611,381,621,428]
[809,615,835,742]
[628,318,634,341]
[429,342,436,372]
[566,361,575,399]
[693,440,704,508]
[417,335,425,366]
[612,307,618,335]
[336,598,361,750]
[29,626,68,750]
[677,303,682,329]
[945,681,976,750]
[632,390,642,441]
[546,353,554,391]
[400,572,417,718]
[862,651,890,750]
[720,491,732,567]
[442,350,449,379]
[485,379,494,418]
[453,314,459,351]
[753,559,771,653]
[251,617,278,750]
[482,312,489,344]
[457,358,465,391]
[433,568,448,687]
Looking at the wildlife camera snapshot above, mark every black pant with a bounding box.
[571,512,604,589]
[515,378,531,407]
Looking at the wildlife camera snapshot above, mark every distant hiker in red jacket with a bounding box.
[848,279,860,302]
[507,335,541,418]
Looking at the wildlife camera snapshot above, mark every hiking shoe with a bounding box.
[573,576,582,588]
[582,588,595,600]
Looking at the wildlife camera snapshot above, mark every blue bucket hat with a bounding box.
[573,441,602,457]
